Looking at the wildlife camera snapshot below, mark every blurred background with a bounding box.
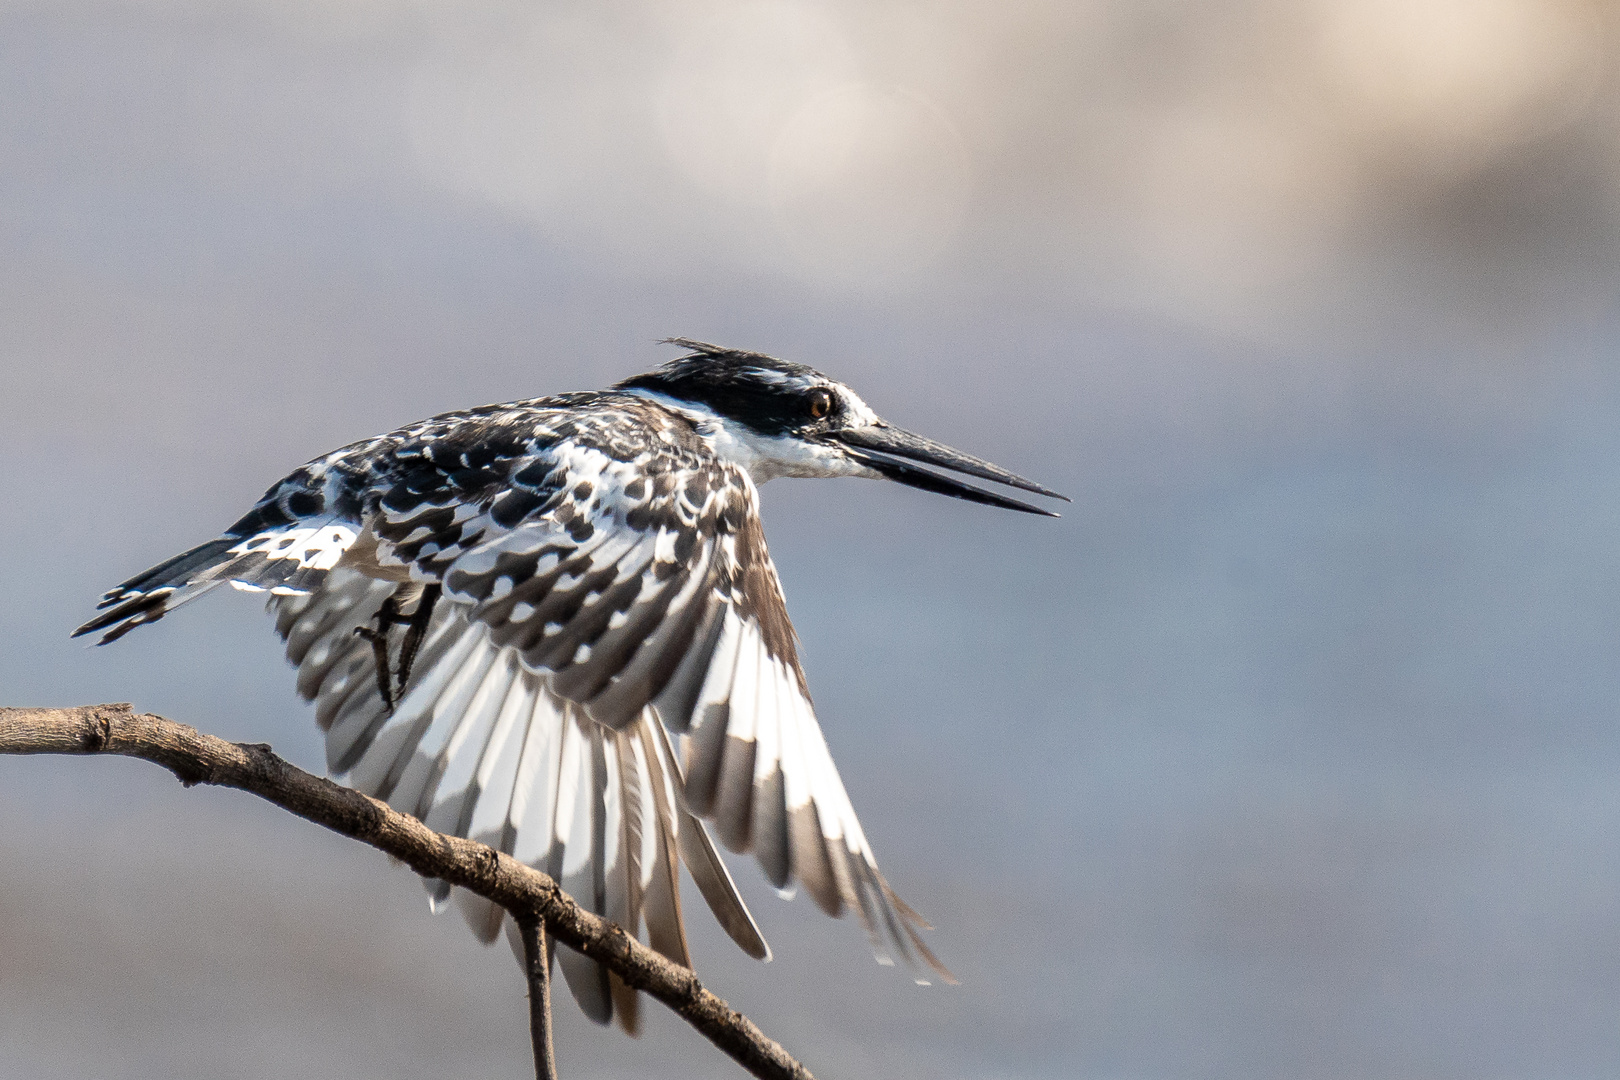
[5,1,1620,1076]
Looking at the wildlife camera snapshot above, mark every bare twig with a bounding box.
[0,704,814,1080]
[518,916,559,1080]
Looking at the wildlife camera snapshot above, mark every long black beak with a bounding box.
[833,423,1069,517]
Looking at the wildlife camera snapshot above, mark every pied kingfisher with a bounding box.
[76,340,1066,1031]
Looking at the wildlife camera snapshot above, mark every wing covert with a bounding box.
[413,439,772,734]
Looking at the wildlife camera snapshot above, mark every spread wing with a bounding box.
[274,570,741,1033]
[80,395,952,1034]
[322,419,948,975]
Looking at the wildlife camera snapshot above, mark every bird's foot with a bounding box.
[395,584,440,690]
[354,621,396,712]
[353,586,441,715]
[355,593,408,712]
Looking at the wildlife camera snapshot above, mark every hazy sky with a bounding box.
[6,2,1620,1078]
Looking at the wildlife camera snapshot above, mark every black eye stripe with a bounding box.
[617,352,844,435]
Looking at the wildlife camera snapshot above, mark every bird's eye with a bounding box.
[806,388,834,420]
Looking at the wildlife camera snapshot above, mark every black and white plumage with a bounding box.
[75,340,1066,1030]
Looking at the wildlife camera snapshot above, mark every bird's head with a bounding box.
[617,340,1068,516]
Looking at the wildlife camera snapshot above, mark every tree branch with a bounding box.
[0,704,814,1080]
[518,915,559,1080]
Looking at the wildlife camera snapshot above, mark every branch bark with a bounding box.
[0,704,814,1080]
[518,915,559,1080]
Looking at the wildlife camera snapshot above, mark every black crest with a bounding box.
[615,339,837,437]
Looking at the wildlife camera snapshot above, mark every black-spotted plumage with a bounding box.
[76,341,1068,1031]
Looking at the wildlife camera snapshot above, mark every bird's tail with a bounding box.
[73,521,358,643]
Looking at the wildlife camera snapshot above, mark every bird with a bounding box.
[74,339,1067,1031]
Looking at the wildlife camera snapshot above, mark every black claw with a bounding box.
[354,624,395,712]
[353,587,441,716]
[397,584,440,691]
[355,594,404,713]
